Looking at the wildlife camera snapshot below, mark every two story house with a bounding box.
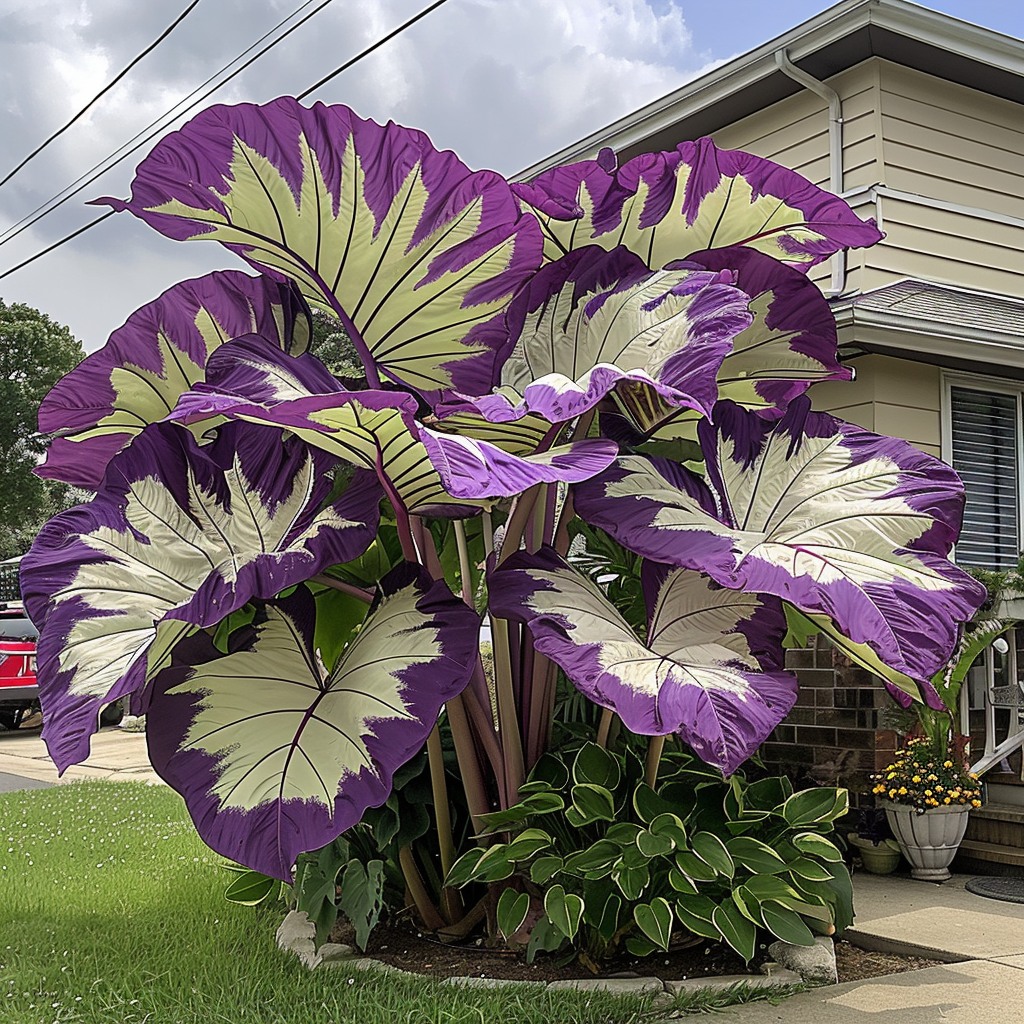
[521,0,1024,870]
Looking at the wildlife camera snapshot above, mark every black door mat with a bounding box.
[965,877,1024,904]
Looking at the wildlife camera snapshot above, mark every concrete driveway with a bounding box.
[0,724,161,790]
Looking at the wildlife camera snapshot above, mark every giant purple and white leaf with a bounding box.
[97,98,542,398]
[618,246,850,438]
[172,337,618,509]
[19,421,381,772]
[36,271,311,490]
[452,246,750,425]
[427,404,554,457]
[489,548,795,774]
[513,141,882,270]
[574,402,987,684]
[146,569,479,879]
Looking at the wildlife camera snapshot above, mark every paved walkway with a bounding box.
[722,872,1024,1023]
[0,725,162,787]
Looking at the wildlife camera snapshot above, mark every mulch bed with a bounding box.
[334,916,938,984]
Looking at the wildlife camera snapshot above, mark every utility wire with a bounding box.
[0,211,114,282]
[297,0,452,100]
[0,0,203,189]
[0,0,333,249]
[0,0,456,282]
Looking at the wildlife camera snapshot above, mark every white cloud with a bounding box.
[0,0,714,349]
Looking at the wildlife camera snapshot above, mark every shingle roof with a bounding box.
[848,280,1024,337]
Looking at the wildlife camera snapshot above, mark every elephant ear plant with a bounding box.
[23,98,986,962]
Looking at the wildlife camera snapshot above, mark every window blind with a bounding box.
[950,386,1020,569]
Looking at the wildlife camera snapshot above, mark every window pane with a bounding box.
[950,386,1019,569]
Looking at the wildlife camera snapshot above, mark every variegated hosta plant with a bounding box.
[24,97,985,951]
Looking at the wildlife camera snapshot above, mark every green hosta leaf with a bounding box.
[730,886,761,925]
[526,916,567,962]
[497,889,531,941]
[568,784,616,825]
[472,844,517,883]
[633,783,678,824]
[636,829,675,858]
[634,898,674,951]
[506,829,553,861]
[674,894,719,940]
[713,901,757,962]
[691,832,735,878]
[479,792,565,831]
[625,935,659,957]
[649,813,688,848]
[787,857,834,883]
[792,832,844,863]
[744,776,794,810]
[530,856,564,885]
[544,885,585,941]
[675,850,719,883]
[781,788,849,826]
[592,893,624,943]
[761,901,816,947]
[668,868,698,895]
[447,848,486,887]
[743,874,805,903]
[224,868,278,906]
[606,822,643,846]
[562,840,621,876]
[528,752,571,790]
[572,743,622,790]
[824,862,855,933]
[727,836,788,875]
[612,863,650,901]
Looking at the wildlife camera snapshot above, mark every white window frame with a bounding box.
[941,370,1024,569]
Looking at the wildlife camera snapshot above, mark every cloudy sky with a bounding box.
[0,0,1020,350]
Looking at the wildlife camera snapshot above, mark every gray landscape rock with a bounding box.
[443,976,546,990]
[767,936,837,986]
[316,943,356,964]
[664,972,802,995]
[275,910,318,969]
[546,977,665,995]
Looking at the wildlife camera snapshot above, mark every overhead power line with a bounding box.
[0,0,334,250]
[0,0,456,283]
[0,0,203,190]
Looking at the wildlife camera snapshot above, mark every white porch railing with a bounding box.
[962,631,1024,778]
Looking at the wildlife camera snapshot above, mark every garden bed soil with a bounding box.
[333,918,937,984]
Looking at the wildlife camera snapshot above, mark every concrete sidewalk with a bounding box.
[0,725,162,787]
[721,872,1024,1023]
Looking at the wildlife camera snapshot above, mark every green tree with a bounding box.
[310,310,365,382]
[0,299,84,560]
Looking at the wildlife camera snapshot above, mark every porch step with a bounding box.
[964,803,1024,847]
[954,838,1024,877]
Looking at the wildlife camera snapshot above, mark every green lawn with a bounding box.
[0,781,793,1023]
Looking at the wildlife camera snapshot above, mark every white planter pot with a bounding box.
[882,801,970,882]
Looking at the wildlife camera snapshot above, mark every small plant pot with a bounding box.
[881,801,970,882]
[847,833,902,875]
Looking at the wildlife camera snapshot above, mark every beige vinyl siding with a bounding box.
[878,62,1024,222]
[811,355,941,457]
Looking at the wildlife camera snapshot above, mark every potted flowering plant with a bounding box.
[872,737,982,881]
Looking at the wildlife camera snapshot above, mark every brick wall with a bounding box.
[761,635,899,806]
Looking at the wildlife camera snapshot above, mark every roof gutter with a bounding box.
[774,49,846,296]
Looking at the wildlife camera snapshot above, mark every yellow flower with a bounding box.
[928,774,937,781]
[944,797,951,804]
[898,787,908,795]
[887,772,896,780]
[972,799,982,808]
[912,775,921,783]
[924,790,933,797]
[943,760,953,768]
[889,789,897,799]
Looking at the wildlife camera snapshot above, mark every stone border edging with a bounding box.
[274,911,814,996]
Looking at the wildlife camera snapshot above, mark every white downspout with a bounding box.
[774,49,845,297]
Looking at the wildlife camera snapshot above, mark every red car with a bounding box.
[0,601,39,731]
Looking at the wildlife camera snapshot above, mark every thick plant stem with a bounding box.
[491,614,526,805]
[310,574,374,603]
[426,722,463,924]
[426,723,457,877]
[454,519,475,606]
[399,846,445,932]
[499,486,541,564]
[645,735,667,787]
[596,708,615,749]
[446,694,494,833]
